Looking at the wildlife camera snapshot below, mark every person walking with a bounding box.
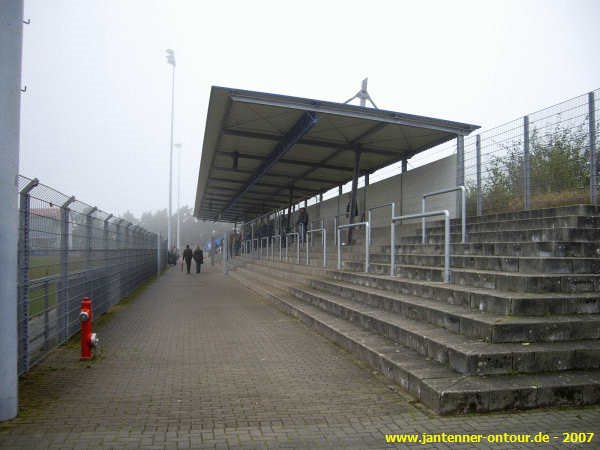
[193,245,204,273]
[182,245,193,274]
[296,207,308,243]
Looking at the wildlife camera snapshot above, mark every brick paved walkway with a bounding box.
[0,266,599,449]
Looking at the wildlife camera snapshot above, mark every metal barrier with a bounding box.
[392,210,450,282]
[271,234,282,261]
[367,202,395,245]
[422,186,466,243]
[15,175,166,375]
[259,236,269,259]
[285,232,300,264]
[336,222,369,272]
[306,227,327,267]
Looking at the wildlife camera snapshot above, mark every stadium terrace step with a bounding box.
[327,270,600,316]
[393,227,600,245]
[383,241,600,258]
[422,215,600,234]
[307,278,600,343]
[230,260,600,414]
[289,285,600,375]
[344,261,600,294]
[366,253,600,274]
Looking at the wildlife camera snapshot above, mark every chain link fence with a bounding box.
[463,89,598,215]
[17,175,167,375]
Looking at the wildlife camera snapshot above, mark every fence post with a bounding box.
[590,92,597,205]
[476,134,482,216]
[85,206,97,269]
[59,196,74,343]
[17,178,38,375]
[103,214,112,276]
[456,135,464,215]
[523,115,531,209]
[157,232,161,276]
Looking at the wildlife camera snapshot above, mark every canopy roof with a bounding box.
[194,86,479,222]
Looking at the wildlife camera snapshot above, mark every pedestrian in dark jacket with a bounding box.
[296,207,308,242]
[183,245,193,274]
[193,245,204,273]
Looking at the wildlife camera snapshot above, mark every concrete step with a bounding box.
[384,240,600,258]
[345,260,600,294]
[290,284,600,376]
[308,278,600,343]
[399,227,600,245]
[229,266,600,414]
[327,270,600,316]
[422,215,600,235]
[367,252,600,274]
[467,204,600,223]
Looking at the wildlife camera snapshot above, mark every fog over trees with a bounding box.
[121,206,232,249]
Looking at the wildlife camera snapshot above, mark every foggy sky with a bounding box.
[18,0,600,217]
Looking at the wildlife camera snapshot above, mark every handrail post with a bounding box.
[323,229,327,268]
[368,210,372,245]
[460,186,466,243]
[444,212,450,283]
[333,216,337,245]
[306,232,309,265]
[337,228,341,270]
[365,222,370,273]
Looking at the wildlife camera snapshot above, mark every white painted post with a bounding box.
[0,0,24,421]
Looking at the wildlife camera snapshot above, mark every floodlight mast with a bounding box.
[344,78,378,109]
[165,49,176,252]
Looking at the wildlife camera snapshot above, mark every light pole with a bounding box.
[174,143,182,251]
[165,49,176,252]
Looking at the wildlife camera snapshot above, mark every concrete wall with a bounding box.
[305,154,458,228]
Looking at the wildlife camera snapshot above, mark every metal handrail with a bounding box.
[422,186,466,243]
[306,227,327,267]
[271,234,282,261]
[367,202,395,245]
[336,221,369,272]
[285,232,300,264]
[391,210,451,282]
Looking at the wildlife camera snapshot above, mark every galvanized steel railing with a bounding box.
[337,222,369,272]
[391,210,451,282]
[422,186,466,243]
[306,227,327,267]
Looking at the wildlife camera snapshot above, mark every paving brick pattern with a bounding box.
[1,266,598,449]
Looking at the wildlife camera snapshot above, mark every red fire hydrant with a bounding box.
[80,297,98,360]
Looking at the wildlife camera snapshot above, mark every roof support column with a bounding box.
[347,150,362,244]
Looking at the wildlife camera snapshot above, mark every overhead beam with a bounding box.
[271,122,387,200]
[212,166,335,183]
[208,177,314,193]
[217,111,319,218]
[222,127,398,157]
[217,151,354,172]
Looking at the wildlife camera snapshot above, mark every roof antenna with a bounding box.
[344,78,378,108]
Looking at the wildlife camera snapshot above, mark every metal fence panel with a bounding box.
[16,175,167,375]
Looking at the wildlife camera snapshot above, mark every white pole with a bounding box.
[166,50,176,252]
[0,0,23,421]
[175,143,181,251]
